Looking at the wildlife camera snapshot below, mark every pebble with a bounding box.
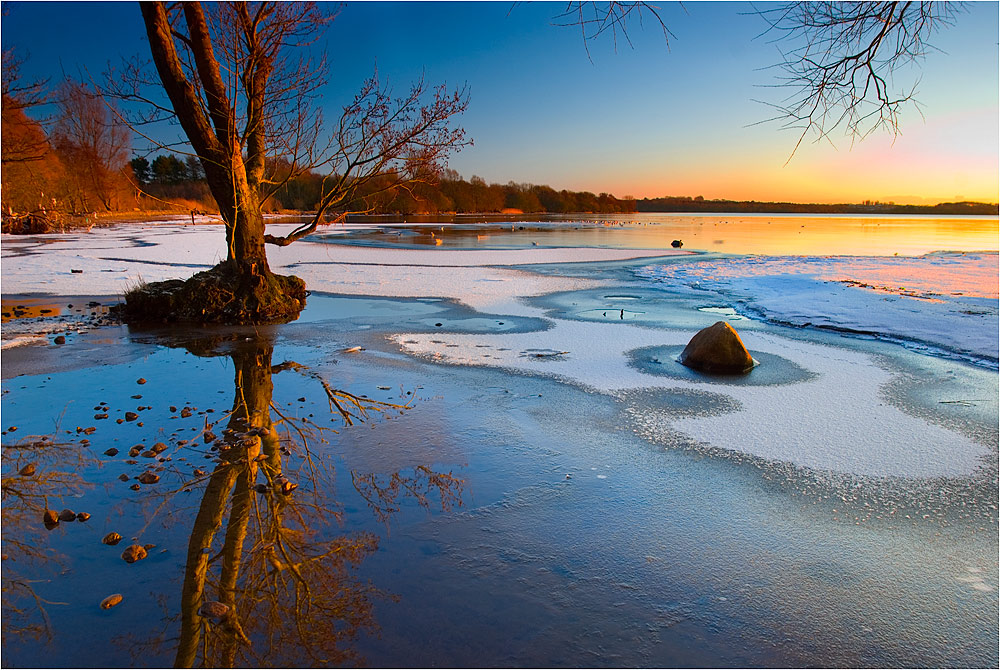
[136,378,147,385]
[125,412,138,422]
[100,594,123,610]
[102,532,123,545]
[76,512,91,522]
[58,509,77,522]
[138,472,160,485]
[104,448,119,457]
[18,463,36,477]
[119,473,130,482]
[43,509,59,526]
[121,544,147,563]
[198,601,229,620]
[130,483,141,491]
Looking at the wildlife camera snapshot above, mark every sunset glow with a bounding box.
[2,1,996,205]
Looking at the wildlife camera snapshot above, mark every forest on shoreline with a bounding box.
[3,90,996,234]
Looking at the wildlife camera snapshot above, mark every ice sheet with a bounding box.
[636,254,999,365]
[392,321,992,478]
[1,223,686,315]
[3,223,993,479]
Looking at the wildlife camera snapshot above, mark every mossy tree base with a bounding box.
[123,260,307,325]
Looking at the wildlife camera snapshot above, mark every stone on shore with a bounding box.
[678,321,756,374]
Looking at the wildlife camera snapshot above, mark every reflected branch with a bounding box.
[164,333,463,667]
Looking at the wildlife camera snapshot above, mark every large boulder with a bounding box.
[678,321,756,374]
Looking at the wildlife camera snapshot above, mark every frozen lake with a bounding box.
[1,215,997,667]
[313,212,999,256]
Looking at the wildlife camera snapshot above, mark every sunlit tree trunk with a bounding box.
[175,341,274,667]
[174,460,240,667]
[142,3,264,269]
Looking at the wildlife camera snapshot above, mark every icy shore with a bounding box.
[2,222,996,480]
[636,253,999,367]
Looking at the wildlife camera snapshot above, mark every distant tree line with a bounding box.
[261,167,639,215]
[129,154,213,209]
[635,196,999,216]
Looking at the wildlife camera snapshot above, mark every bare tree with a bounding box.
[557,2,962,156]
[756,1,964,156]
[51,80,131,211]
[1,49,51,166]
[551,1,673,59]
[119,1,469,324]
[1,46,48,113]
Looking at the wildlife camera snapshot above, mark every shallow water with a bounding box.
[4,213,999,667]
[314,213,999,256]
[2,283,997,668]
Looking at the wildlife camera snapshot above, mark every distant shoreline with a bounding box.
[12,203,996,235]
[632,198,998,216]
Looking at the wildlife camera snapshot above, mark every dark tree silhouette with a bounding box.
[757,1,963,155]
[560,2,963,155]
[552,1,672,59]
[122,2,469,324]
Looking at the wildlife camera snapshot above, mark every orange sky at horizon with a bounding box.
[561,110,1000,206]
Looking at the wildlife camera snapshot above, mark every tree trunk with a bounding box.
[127,2,306,325]
[174,341,275,667]
[204,156,269,270]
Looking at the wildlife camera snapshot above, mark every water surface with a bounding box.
[312,213,999,256]
[2,218,998,667]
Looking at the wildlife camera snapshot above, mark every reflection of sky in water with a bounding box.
[319,214,999,256]
[2,287,997,667]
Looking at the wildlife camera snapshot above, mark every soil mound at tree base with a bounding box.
[123,260,306,325]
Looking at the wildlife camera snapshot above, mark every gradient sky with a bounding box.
[3,1,998,204]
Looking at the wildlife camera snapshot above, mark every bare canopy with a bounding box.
[558,1,962,155]
[757,1,962,154]
[118,1,469,323]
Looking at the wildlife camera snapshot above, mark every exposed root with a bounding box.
[122,260,306,325]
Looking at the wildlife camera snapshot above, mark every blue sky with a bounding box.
[3,1,998,203]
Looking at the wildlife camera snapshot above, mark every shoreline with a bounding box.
[2,222,997,668]
[2,223,996,476]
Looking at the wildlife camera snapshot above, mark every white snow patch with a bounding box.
[392,323,991,478]
[2,223,684,314]
[1,335,47,349]
[636,255,999,363]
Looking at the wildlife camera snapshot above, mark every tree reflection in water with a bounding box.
[162,333,462,667]
[1,435,93,640]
